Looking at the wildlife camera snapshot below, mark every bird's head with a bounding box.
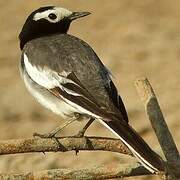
[19,6,90,49]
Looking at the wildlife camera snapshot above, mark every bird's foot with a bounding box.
[73,132,88,156]
[33,132,63,152]
[73,118,94,138]
[73,129,85,138]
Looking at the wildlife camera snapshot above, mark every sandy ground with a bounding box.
[0,0,180,179]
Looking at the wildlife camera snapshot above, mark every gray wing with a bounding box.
[23,33,128,122]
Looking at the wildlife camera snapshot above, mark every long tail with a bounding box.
[98,119,164,173]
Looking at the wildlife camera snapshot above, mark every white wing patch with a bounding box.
[23,53,74,89]
[33,7,72,23]
[61,86,81,97]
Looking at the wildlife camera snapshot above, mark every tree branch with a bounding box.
[135,77,180,179]
[0,136,153,179]
[0,163,150,179]
[0,136,132,155]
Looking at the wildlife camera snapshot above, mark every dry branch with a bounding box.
[0,136,132,156]
[0,163,150,179]
[135,78,180,179]
[135,78,179,162]
[0,137,153,179]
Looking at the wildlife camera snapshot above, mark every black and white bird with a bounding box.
[19,6,164,173]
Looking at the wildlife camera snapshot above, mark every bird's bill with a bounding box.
[68,12,91,20]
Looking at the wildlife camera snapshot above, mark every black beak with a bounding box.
[68,12,91,21]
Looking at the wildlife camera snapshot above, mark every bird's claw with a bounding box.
[73,130,85,138]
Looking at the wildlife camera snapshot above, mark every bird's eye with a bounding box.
[48,13,57,20]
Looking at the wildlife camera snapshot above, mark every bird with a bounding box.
[19,6,164,173]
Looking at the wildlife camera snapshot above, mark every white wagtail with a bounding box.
[19,6,164,173]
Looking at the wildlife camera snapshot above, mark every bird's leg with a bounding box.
[33,116,78,138]
[74,118,94,138]
[73,118,94,155]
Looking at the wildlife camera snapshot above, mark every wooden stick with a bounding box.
[0,136,132,156]
[0,163,151,179]
[0,136,153,178]
[135,77,180,179]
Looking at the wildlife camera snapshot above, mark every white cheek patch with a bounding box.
[33,7,72,23]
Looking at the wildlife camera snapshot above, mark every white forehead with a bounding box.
[33,7,72,23]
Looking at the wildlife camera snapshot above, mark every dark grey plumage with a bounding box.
[22,34,127,121]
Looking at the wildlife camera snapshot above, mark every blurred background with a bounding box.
[0,0,180,179]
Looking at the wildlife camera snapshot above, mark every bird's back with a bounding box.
[23,34,128,121]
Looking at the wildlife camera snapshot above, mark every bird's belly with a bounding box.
[21,68,77,119]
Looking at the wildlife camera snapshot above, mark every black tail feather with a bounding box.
[100,119,164,173]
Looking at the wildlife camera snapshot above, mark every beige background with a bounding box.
[0,1,180,179]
